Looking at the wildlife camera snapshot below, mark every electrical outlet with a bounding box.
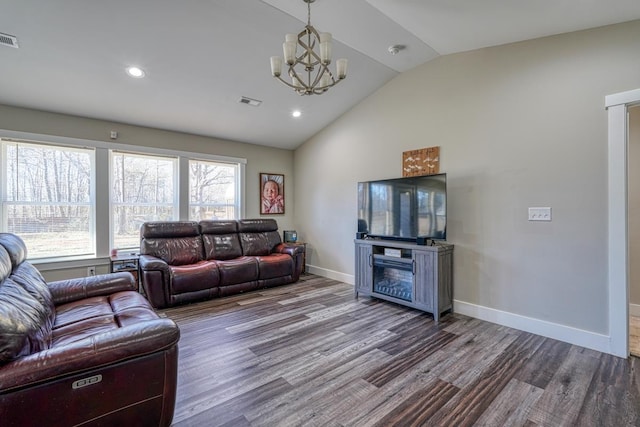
[87,266,96,276]
[528,207,552,221]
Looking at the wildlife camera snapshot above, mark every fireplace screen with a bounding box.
[373,257,413,301]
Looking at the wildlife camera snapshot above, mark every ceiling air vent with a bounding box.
[239,96,262,107]
[0,32,19,48]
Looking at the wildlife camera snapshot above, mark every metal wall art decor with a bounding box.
[402,146,440,177]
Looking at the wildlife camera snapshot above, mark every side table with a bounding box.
[110,253,140,289]
[290,242,307,274]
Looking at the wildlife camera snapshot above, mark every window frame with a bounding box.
[0,129,246,264]
[109,150,180,252]
[0,137,97,261]
[187,157,240,222]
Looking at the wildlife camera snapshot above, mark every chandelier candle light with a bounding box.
[270,0,347,95]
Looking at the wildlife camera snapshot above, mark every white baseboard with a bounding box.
[454,300,611,354]
[306,265,354,285]
[306,268,614,355]
[630,303,640,317]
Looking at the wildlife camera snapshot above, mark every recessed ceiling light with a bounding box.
[292,110,302,118]
[126,66,145,78]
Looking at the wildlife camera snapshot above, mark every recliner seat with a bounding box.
[0,233,180,426]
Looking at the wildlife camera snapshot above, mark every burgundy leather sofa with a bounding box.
[0,233,180,427]
[139,219,304,309]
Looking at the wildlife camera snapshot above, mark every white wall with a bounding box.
[294,20,640,342]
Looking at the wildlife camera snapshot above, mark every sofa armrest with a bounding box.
[274,243,305,280]
[139,254,171,272]
[274,243,304,257]
[48,272,137,306]
[0,318,180,392]
[139,254,172,309]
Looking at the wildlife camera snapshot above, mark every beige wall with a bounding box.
[0,105,295,279]
[294,20,640,335]
[630,106,640,307]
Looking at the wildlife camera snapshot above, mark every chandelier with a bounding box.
[270,0,347,96]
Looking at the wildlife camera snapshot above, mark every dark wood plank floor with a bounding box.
[161,275,640,427]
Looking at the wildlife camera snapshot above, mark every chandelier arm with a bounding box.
[287,66,316,95]
[299,26,323,65]
[274,73,306,92]
[277,68,343,95]
[310,64,328,89]
[290,64,330,92]
[294,64,342,90]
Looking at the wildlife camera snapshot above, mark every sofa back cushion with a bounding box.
[200,220,243,260]
[0,233,55,363]
[140,222,204,265]
[237,219,281,256]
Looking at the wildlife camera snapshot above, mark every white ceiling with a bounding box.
[1,0,639,150]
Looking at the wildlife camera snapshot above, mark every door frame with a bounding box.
[607,88,640,357]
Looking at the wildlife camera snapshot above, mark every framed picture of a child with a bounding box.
[260,173,285,215]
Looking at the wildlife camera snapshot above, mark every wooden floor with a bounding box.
[162,275,640,427]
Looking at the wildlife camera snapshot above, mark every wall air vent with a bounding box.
[0,32,19,48]
[239,96,262,107]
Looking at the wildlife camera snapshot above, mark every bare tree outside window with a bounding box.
[2,140,94,259]
[111,152,177,250]
[189,160,237,221]
[1,138,244,259]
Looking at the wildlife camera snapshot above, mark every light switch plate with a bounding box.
[528,207,551,221]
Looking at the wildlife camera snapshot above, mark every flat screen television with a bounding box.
[357,173,446,242]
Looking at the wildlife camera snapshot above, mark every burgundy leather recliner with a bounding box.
[0,233,180,426]
[139,219,305,309]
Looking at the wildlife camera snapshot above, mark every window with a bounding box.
[111,151,178,250]
[189,159,238,220]
[1,139,95,259]
[1,131,246,261]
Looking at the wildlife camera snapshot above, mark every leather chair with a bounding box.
[0,233,180,426]
[140,219,304,309]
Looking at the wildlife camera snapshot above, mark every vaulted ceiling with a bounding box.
[1,0,639,149]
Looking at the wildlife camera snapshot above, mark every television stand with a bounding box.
[354,239,454,321]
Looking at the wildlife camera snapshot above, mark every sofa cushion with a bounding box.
[0,278,53,363]
[52,292,161,347]
[0,242,10,282]
[237,219,280,256]
[54,296,115,329]
[217,257,258,286]
[203,233,243,260]
[169,260,219,294]
[0,233,28,274]
[0,234,54,315]
[140,221,204,265]
[201,220,243,260]
[52,313,118,347]
[237,219,278,233]
[200,220,238,235]
[11,262,56,319]
[0,235,55,364]
[256,254,294,280]
[239,232,276,256]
